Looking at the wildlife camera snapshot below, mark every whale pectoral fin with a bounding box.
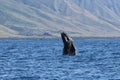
[70,43,76,53]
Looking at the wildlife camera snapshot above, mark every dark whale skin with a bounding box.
[61,32,76,56]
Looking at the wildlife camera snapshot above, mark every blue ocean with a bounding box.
[0,38,120,80]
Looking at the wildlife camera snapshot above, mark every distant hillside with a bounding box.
[0,0,120,38]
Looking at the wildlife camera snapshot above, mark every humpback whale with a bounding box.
[61,32,76,56]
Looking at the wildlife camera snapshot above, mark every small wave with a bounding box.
[8,76,41,80]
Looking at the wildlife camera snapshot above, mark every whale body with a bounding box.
[61,32,76,56]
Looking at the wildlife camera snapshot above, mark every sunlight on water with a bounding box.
[0,39,120,80]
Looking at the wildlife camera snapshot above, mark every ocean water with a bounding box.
[0,38,120,80]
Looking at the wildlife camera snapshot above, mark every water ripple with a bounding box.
[0,39,120,80]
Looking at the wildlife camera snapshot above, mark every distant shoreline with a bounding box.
[0,36,120,40]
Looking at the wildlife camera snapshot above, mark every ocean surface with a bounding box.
[0,38,120,80]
